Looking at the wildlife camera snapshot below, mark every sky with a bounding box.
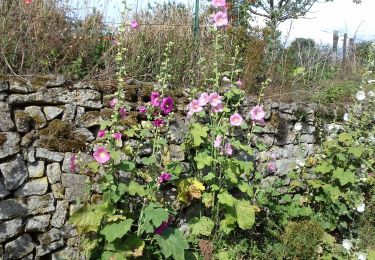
[66,0,375,45]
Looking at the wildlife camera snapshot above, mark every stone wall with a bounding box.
[0,75,318,259]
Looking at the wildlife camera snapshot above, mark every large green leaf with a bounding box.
[100,219,133,243]
[219,214,237,235]
[332,168,356,186]
[235,200,258,230]
[70,202,114,233]
[190,123,208,147]
[143,203,169,233]
[217,191,236,207]
[156,228,189,260]
[194,152,213,170]
[118,181,147,197]
[188,216,215,236]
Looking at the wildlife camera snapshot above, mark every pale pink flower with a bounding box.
[230,113,244,126]
[189,100,203,113]
[198,93,209,106]
[130,20,139,29]
[93,146,111,164]
[98,130,106,138]
[213,11,228,27]
[69,154,77,173]
[236,79,242,86]
[139,105,147,114]
[250,106,265,121]
[222,76,230,82]
[267,162,277,173]
[208,92,222,107]
[187,111,194,118]
[214,135,222,148]
[24,0,33,4]
[212,103,224,113]
[112,133,122,140]
[212,0,226,7]
[109,98,118,108]
[224,142,233,155]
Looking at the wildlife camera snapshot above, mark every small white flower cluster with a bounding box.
[356,90,375,101]
[294,122,303,132]
[342,239,368,259]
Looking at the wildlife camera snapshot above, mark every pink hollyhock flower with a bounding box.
[214,135,222,148]
[69,154,77,173]
[213,11,228,27]
[93,146,111,164]
[109,98,118,108]
[98,130,106,138]
[224,142,233,155]
[212,103,224,113]
[267,162,277,173]
[151,92,160,107]
[189,100,203,113]
[198,93,209,106]
[222,76,230,82]
[160,96,174,115]
[119,107,127,118]
[130,19,139,29]
[250,106,266,121]
[25,0,33,4]
[158,172,172,183]
[208,92,222,107]
[153,118,164,127]
[236,79,242,86]
[212,0,226,7]
[112,132,122,140]
[154,216,173,235]
[139,105,147,114]
[230,113,244,126]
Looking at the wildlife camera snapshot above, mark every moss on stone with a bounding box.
[120,111,140,127]
[36,119,86,152]
[0,133,7,146]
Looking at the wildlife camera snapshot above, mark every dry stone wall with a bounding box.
[0,75,319,259]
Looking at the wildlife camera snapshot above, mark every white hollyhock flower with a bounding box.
[357,203,365,212]
[356,90,366,101]
[294,122,302,132]
[342,239,353,251]
[368,90,375,97]
[357,252,367,260]
[343,113,349,121]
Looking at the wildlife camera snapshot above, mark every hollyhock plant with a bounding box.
[112,133,122,140]
[189,100,203,113]
[119,107,127,118]
[212,0,226,7]
[158,172,172,183]
[230,113,244,126]
[208,92,222,107]
[93,147,111,164]
[98,130,106,138]
[222,76,230,82]
[160,96,174,115]
[109,98,118,108]
[139,105,147,114]
[198,93,209,106]
[213,11,228,27]
[151,92,160,107]
[25,0,33,4]
[153,118,164,127]
[212,103,224,113]
[130,19,139,29]
[250,106,266,122]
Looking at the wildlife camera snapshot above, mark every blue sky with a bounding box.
[66,0,375,44]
